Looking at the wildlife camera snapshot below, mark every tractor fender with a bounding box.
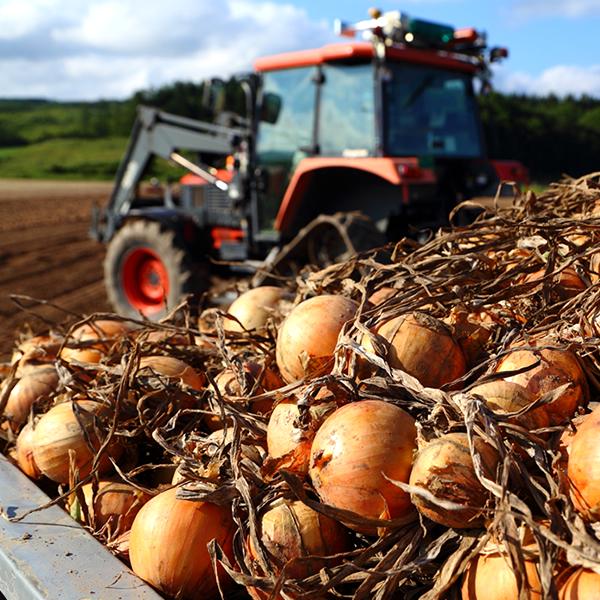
[274,157,435,236]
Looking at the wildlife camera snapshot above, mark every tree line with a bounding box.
[1,84,599,182]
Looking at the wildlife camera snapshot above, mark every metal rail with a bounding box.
[0,455,162,600]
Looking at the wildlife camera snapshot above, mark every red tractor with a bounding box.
[91,9,528,318]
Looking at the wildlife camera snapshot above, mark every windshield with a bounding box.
[384,63,483,158]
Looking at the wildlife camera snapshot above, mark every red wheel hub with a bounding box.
[121,247,169,315]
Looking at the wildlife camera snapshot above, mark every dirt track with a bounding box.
[0,179,113,359]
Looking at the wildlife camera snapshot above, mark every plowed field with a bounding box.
[0,179,113,358]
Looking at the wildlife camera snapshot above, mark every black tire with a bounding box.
[103,220,202,319]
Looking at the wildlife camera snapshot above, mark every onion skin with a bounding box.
[363,312,466,388]
[15,422,41,479]
[309,400,417,534]
[409,432,498,528]
[31,400,119,483]
[129,487,234,599]
[5,366,59,425]
[494,342,588,425]
[567,406,600,520]
[469,380,549,430]
[461,552,542,600]
[276,295,358,383]
[247,499,348,598]
[558,567,600,599]
[224,286,288,332]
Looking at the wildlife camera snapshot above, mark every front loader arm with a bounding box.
[92,105,247,242]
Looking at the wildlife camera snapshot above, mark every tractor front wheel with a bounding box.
[103,220,198,319]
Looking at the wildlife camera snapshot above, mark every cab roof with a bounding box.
[253,41,478,74]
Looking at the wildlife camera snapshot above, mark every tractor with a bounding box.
[90,9,529,319]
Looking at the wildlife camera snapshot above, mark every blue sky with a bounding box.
[1,0,599,100]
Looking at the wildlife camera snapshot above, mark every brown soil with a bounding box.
[0,179,113,359]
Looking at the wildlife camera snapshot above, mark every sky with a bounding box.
[1,0,600,101]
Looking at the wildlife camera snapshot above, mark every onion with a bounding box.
[129,486,234,599]
[12,334,62,372]
[469,380,549,430]
[362,312,466,388]
[444,306,496,368]
[138,356,205,390]
[213,360,283,417]
[558,567,600,599]
[15,422,41,479]
[31,400,120,483]
[224,286,290,332]
[60,319,132,364]
[4,366,59,425]
[494,340,588,425]
[267,392,337,474]
[72,480,151,537]
[276,295,358,383]
[522,266,586,300]
[309,399,417,534]
[367,287,397,306]
[567,405,600,520]
[409,432,498,528]
[461,549,542,600]
[248,498,348,594]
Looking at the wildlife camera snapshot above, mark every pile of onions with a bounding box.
[31,400,119,483]
[408,432,498,528]
[60,319,133,364]
[362,312,467,388]
[494,341,589,425]
[247,498,348,598]
[15,422,41,479]
[461,547,542,600]
[129,486,234,599]
[567,405,600,520]
[71,480,151,537]
[309,399,416,534]
[276,295,358,383]
[469,380,549,430]
[4,366,59,425]
[224,286,290,332]
[558,567,600,599]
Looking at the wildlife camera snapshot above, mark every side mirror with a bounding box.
[201,78,226,113]
[260,92,282,124]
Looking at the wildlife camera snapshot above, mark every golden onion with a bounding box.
[409,432,498,528]
[309,399,417,534]
[494,341,588,425]
[31,400,119,483]
[129,486,235,599]
[276,295,358,383]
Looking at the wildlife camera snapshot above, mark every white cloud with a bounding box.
[493,64,600,97]
[510,0,600,20]
[0,0,334,100]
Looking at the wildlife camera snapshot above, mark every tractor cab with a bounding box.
[248,10,524,245]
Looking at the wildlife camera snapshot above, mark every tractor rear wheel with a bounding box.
[103,220,199,319]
